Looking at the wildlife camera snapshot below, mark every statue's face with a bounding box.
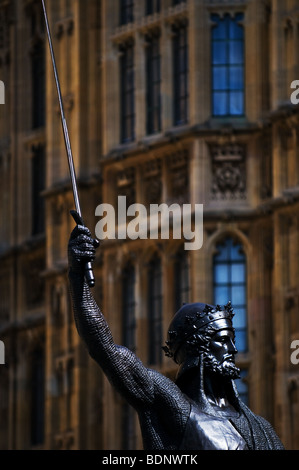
[209,329,237,367]
[202,319,240,378]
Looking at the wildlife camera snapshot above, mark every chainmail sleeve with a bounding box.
[68,268,156,408]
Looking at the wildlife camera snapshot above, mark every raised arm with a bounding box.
[68,222,155,408]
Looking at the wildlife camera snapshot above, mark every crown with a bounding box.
[162,301,235,360]
[189,301,234,330]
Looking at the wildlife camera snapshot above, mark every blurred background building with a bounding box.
[0,0,299,450]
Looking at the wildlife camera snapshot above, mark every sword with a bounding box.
[42,0,95,287]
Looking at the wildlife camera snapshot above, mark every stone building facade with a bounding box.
[0,0,299,450]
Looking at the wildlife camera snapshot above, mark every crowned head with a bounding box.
[163,301,240,381]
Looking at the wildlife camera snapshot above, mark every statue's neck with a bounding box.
[179,368,239,417]
[204,372,229,405]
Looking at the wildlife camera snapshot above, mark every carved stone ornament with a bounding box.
[210,144,246,201]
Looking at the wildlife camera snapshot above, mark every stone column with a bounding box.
[101,1,121,154]
[135,33,146,141]
[270,0,286,110]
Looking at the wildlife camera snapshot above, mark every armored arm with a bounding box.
[68,223,155,407]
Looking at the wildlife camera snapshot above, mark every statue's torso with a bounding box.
[179,401,248,450]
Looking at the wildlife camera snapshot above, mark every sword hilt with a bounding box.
[70,210,97,288]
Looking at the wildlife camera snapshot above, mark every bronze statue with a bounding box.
[68,219,284,450]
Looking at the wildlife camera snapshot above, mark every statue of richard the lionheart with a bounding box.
[68,219,284,451]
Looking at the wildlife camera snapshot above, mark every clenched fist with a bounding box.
[68,211,99,274]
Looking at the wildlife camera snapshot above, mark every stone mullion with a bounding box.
[289,21,295,97]
[188,138,208,303]
[283,20,293,102]
[85,0,101,175]
[288,214,298,292]
[135,32,146,142]
[190,139,209,302]
[47,0,63,187]
[190,138,207,206]
[288,119,299,188]
[53,0,70,182]
[248,222,273,418]
[272,211,291,443]
[285,123,296,189]
[246,0,269,121]
[71,0,81,183]
[272,122,283,198]
[17,9,33,243]
[270,0,286,109]
[102,1,121,155]
[134,0,145,21]
[189,0,209,123]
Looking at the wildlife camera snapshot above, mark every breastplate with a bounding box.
[179,402,248,450]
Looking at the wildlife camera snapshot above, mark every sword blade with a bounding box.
[41,0,81,218]
[42,0,95,287]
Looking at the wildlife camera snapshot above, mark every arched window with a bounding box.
[148,255,163,365]
[174,249,190,312]
[122,264,136,352]
[213,237,247,353]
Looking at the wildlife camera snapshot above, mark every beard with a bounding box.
[203,352,240,379]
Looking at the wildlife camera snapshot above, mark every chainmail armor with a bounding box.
[69,267,284,450]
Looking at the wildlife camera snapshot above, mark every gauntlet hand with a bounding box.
[68,212,99,274]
